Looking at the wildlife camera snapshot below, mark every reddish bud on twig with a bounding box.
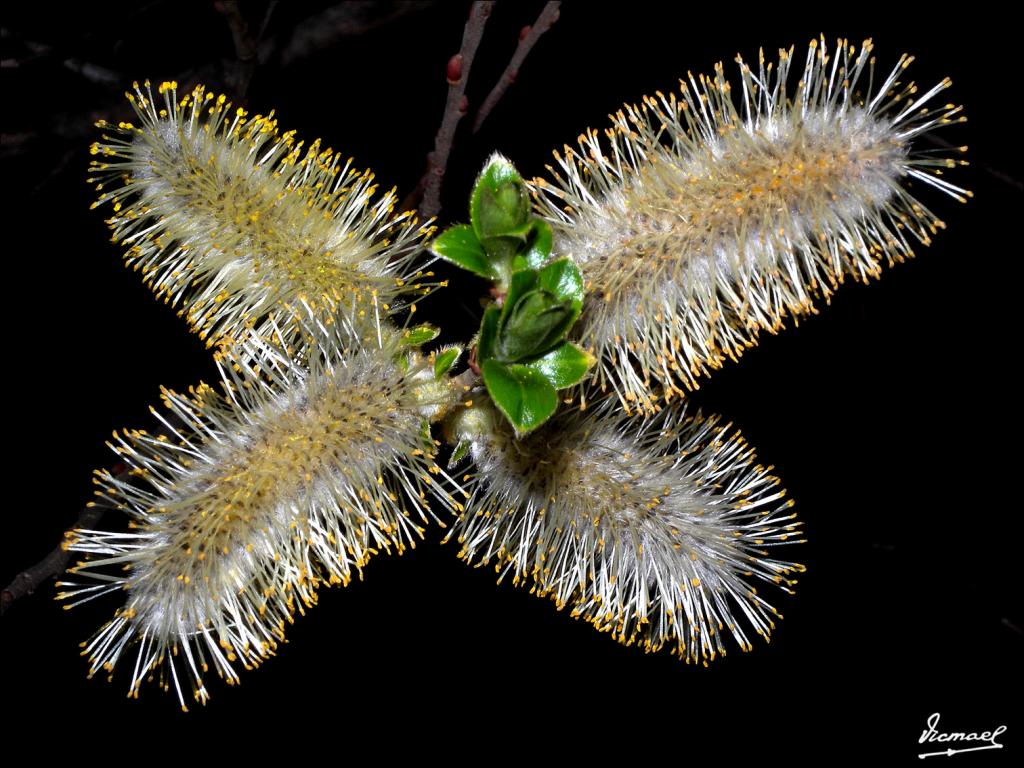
[471,1,561,134]
[447,54,463,84]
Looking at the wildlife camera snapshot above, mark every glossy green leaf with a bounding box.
[501,268,539,314]
[401,324,440,347]
[477,305,501,361]
[526,342,595,389]
[512,220,553,271]
[429,224,496,279]
[481,224,533,273]
[470,155,529,242]
[481,359,558,435]
[537,257,584,308]
[448,439,471,468]
[497,288,576,362]
[433,345,462,379]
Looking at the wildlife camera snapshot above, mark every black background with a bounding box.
[2,2,1020,761]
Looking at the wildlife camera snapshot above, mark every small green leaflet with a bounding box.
[401,324,441,347]
[481,359,558,435]
[527,342,594,389]
[433,346,462,379]
[430,225,496,280]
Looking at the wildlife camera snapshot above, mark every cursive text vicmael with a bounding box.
[920,713,1006,746]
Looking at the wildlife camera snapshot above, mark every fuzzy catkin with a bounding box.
[89,81,438,354]
[59,314,463,709]
[531,38,969,411]
[449,399,804,663]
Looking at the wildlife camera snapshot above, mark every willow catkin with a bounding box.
[448,399,804,664]
[59,314,464,709]
[89,80,439,353]
[531,37,969,411]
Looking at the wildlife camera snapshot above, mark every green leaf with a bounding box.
[477,305,501,361]
[489,221,535,241]
[537,257,584,308]
[470,155,529,242]
[525,342,595,389]
[481,359,558,435]
[401,324,440,347]
[448,439,471,468]
[479,237,518,277]
[433,345,462,379]
[501,268,539,315]
[512,220,553,272]
[430,225,496,279]
[489,263,583,363]
[481,222,534,273]
[497,288,576,362]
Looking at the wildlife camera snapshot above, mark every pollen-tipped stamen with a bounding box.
[59,311,465,708]
[88,80,440,354]
[532,37,969,412]
[446,398,805,664]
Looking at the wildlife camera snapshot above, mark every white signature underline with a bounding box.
[919,744,1004,759]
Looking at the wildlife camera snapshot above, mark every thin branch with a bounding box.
[62,58,123,87]
[410,1,494,219]
[924,133,1023,191]
[0,469,123,616]
[2,410,186,614]
[472,1,560,134]
[0,4,421,162]
[216,0,259,99]
[257,0,279,41]
[0,38,122,85]
[270,2,426,67]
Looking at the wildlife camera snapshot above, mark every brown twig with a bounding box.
[0,38,123,85]
[467,344,482,376]
[256,0,279,41]
[0,469,123,616]
[62,58,123,87]
[1,409,186,615]
[0,4,419,163]
[924,133,1023,191]
[472,1,560,134]
[271,1,424,67]
[408,1,494,219]
[215,1,259,99]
